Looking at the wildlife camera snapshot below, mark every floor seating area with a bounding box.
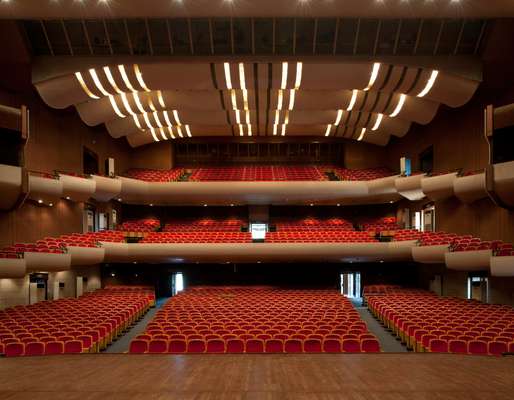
[0,287,154,357]
[129,287,380,354]
[367,286,514,356]
[360,217,401,233]
[162,218,247,232]
[118,218,161,232]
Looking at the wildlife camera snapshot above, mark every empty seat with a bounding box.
[206,339,225,353]
[226,339,245,353]
[303,338,322,353]
[468,340,488,356]
[342,339,360,353]
[5,342,24,357]
[45,341,64,355]
[265,339,284,353]
[284,339,303,353]
[488,341,507,356]
[168,339,187,354]
[361,338,380,353]
[448,340,467,354]
[322,339,342,353]
[245,339,264,353]
[429,339,448,353]
[148,339,168,354]
[129,339,148,354]
[187,339,206,353]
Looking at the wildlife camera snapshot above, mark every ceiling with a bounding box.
[1,0,514,19]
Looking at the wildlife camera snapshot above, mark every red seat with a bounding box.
[148,339,167,354]
[45,341,64,355]
[323,339,342,353]
[245,339,264,353]
[206,339,225,353]
[303,338,322,353]
[226,338,245,353]
[265,339,284,353]
[168,339,186,353]
[187,339,206,353]
[429,339,448,353]
[468,340,488,355]
[129,339,148,354]
[342,339,360,352]
[361,338,380,353]
[64,340,83,354]
[284,339,303,353]
[5,342,24,357]
[448,340,467,354]
[488,341,507,356]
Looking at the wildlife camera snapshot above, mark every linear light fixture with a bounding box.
[242,90,249,110]
[147,95,157,112]
[120,92,136,115]
[284,111,290,125]
[167,126,176,139]
[230,90,238,110]
[417,70,439,98]
[89,68,111,96]
[158,127,168,140]
[235,110,241,124]
[247,124,252,137]
[357,127,367,141]
[239,63,246,90]
[335,109,343,126]
[185,125,192,138]
[132,92,146,114]
[372,113,384,131]
[108,96,126,118]
[325,124,332,137]
[288,89,296,110]
[163,111,173,127]
[133,114,143,130]
[347,89,358,111]
[149,127,160,142]
[224,62,232,90]
[176,125,184,138]
[364,62,381,91]
[118,65,136,92]
[157,90,166,108]
[143,112,154,129]
[277,90,284,110]
[245,110,251,124]
[239,124,244,136]
[281,62,288,90]
[281,124,287,136]
[153,111,163,128]
[390,94,406,118]
[274,110,280,125]
[173,110,181,125]
[295,62,303,89]
[103,66,123,94]
[75,72,100,99]
[273,124,278,136]
[134,64,150,92]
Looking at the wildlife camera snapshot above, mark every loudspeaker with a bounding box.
[105,157,115,177]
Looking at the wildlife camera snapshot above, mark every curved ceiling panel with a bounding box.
[34,61,479,146]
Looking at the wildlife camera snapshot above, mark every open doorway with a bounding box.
[467,275,488,303]
[340,272,361,299]
[171,272,185,296]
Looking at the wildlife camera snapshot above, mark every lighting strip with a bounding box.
[153,111,164,128]
[185,125,192,138]
[247,124,252,137]
[325,124,332,137]
[335,109,343,126]
[141,113,154,129]
[134,64,150,92]
[372,113,384,131]
[239,63,246,90]
[163,111,173,127]
[347,89,358,111]
[277,90,284,110]
[417,70,439,98]
[149,127,160,142]
[245,110,251,124]
[274,110,280,125]
[281,124,287,136]
[158,127,168,140]
[75,72,100,99]
[295,62,303,89]
[239,124,244,137]
[230,90,238,110]
[157,90,166,108]
[103,66,123,94]
[167,126,176,139]
[133,114,143,130]
[176,125,184,138]
[224,62,232,89]
[147,95,157,112]
[357,128,367,141]
[118,65,136,92]
[89,68,111,96]
[288,89,296,110]
[390,94,406,118]
[364,63,381,91]
[133,92,146,114]
[108,96,126,118]
[273,124,278,136]
[281,62,288,90]
[120,92,136,116]
[235,110,241,124]
[173,110,181,125]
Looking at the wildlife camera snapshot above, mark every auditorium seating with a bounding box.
[326,167,394,181]
[118,218,161,232]
[162,218,246,232]
[360,217,401,233]
[129,287,380,354]
[141,232,252,243]
[367,286,514,356]
[0,287,154,357]
[123,168,184,182]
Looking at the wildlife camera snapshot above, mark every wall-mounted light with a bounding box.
[347,89,358,111]
[390,94,406,118]
[75,72,100,99]
[417,70,439,98]
[357,127,367,141]
[364,63,381,91]
[371,113,384,131]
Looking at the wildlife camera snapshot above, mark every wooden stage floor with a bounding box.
[0,353,513,400]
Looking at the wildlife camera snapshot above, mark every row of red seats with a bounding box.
[189,166,328,181]
[162,218,246,232]
[326,167,394,181]
[366,287,514,356]
[118,218,161,232]
[123,168,184,182]
[141,232,253,243]
[417,231,513,255]
[130,287,380,354]
[0,287,154,357]
[130,337,380,354]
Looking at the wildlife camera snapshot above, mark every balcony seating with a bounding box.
[367,287,514,356]
[129,287,379,354]
[141,232,253,243]
[124,168,184,182]
[162,218,246,232]
[326,167,394,181]
[0,287,153,357]
[118,219,161,232]
[360,217,401,233]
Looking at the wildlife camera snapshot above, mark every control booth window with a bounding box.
[250,223,267,240]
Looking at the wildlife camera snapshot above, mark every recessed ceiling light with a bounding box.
[65,196,71,200]
[204,204,208,207]
[38,199,43,204]
[49,203,53,207]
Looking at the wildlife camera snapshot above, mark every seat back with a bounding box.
[323,339,342,353]
[45,341,64,355]
[342,339,360,352]
[284,339,303,353]
[361,338,380,353]
[226,339,245,353]
[5,342,24,357]
[245,339,264,353]
[448,339,467,354]
[303,338,322,353]
[265,339,284,353]
[129,339,148,354]
[187,339,206,353]
[468,340,488,355]
[168,339,187,353]
[429,339,448,353]
[64,340,83,354]
[206,339,225,353]
[488,341,507,356]
[148,339,168,354]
